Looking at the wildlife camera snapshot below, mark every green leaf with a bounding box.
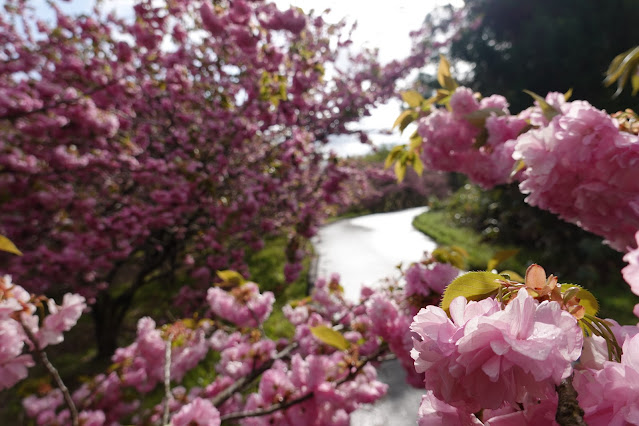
[564,88,573,101]
[499,270,525,283]
[401,90,424,108]
[420,100,432,112]
[394,159,407,182]
[330,283,345,294]
[606,49,630,83]
[449,245,469,258]
[510,159,526,179]
[409,130,422,151]
[413,155,424,176]
[437,55,457,91]
[487,249,520,271]
[0,235,22,256]
[432,246,467,269]
[604,46,639,96]
[392,110,415,134]
[399,112,417,133]
[617,66,636,98]
[560,285,599,317]
[310,326,350,351]
[523,90,560,121]
[216,270,245,287]
[440,271,504,314]
[290,296,312,308]
[632,74,639,96]
[464,108,507,128]
[384,145,405,169]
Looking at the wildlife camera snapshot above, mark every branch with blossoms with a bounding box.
[12,270,424,425]
[390,53,639,313]
[209,341,298,407]
[19,322,79,426]
[389,55,639,252]
[6,243,639,425]
[409,262,639,425]
[381,53,639,423]
[0,275,86,423]
[220,343,388,422]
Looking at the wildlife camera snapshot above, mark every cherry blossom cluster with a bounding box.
[9,255,639,425]
[395,70,639,423]
[0,275,85,390]
[337,159,451,215]
[412,84,639,251]
[207,282,275,328]
[20,271,456,425]
[414,319,639,425]
[412,290,582,420]
[410,262,639,425]
[404,261,460,307]
[514,95,639,251]
[417,88,528,189]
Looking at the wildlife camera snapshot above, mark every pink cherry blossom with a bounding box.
[417,391,482,426]
[39,293,86,347]
[207,283,274,328]
[405,262,460,298]
[623,231,639,302]
[514,100,639,251]
[172,398,221,426]
[412,290,582,411]
[574,334,639,425]
[450,87,480,117]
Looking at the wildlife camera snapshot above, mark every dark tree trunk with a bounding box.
[92,291,135,360]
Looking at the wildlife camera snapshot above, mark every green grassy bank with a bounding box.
[412,209,639,324]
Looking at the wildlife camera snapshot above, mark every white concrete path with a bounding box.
[312,207,437,425]
[313,207,437,302]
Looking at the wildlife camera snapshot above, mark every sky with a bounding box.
[273,0,461,65]
[29,0,461,156]
[268,0,462,156]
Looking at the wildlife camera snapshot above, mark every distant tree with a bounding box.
[0,0,434,357]
[449,0,639,112]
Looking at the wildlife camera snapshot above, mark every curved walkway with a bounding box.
[312,207,437,301]
[312,207,437,425]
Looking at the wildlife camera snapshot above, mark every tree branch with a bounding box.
[21,321,79,426]
[162,336,173,426]
[555,375,586,426]
[220,344,388,422]
[211,342,298,407]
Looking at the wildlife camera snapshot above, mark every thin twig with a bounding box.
[211,341,298,407]
[220,344,388,422]
[20,321,79,426]
[163,336,173,426]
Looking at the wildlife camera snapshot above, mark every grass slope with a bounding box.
[412,210,639,324]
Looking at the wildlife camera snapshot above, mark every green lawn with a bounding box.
[247,236,312,339]
[412,210,529,273]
